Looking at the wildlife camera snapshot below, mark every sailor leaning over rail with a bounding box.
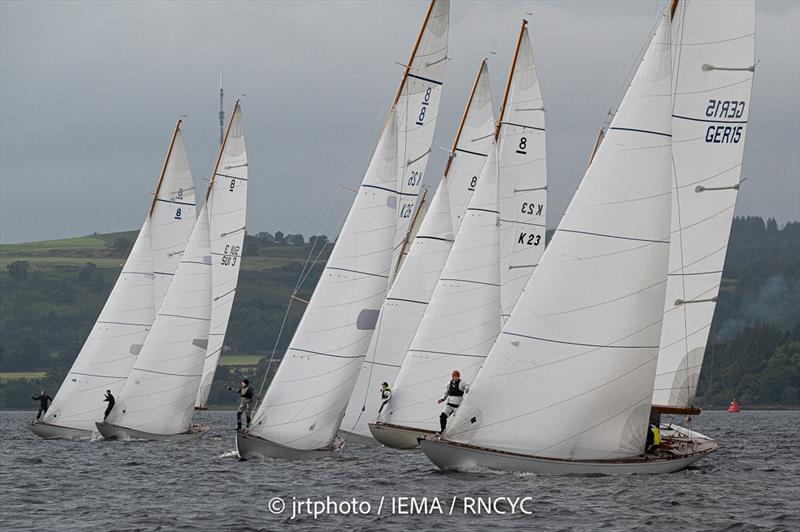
[226,379,255,431]
[437,370,469,434]
[378,382,392,414]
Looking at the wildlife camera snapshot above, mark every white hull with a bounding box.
[95,422,210,442]
[420,425,719,475]
[28,421,93,441]
[236,431,341,460]
[369,422,436,449]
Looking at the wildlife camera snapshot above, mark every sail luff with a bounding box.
[443,58,487,177]
[206,100,240,202]
[149,120,182,216]
[495,19,528,140]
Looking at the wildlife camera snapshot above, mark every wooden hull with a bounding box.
[236,431,341,460]
[420,425,719,475]
[28,421,93,441]
[95,422,210,442]
[369,422,436,449]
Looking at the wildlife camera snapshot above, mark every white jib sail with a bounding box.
[498,24,548,318]
[249,111,400,451]
[43,123,196,432]
[340,60,495,440]
[390,0,450,278]
[445,16,673,460]
[105,204,212,435]
[378,140,502,434]
[196,104,248,408]
[652,0,755,407]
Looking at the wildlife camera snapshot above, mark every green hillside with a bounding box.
[0,219,797,410]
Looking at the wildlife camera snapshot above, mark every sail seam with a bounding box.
[157,313,211,321]
[558,229,669,244]
[407,73,443,86]
[325,266,389,279]
[454,147,488,157]
[672,114,747,125]
[414,235,454,243]
[609,126,672,137]
[215,172,248,181]
[438,278,500,287]
[385,297,428,305]
[133,368,202,378]
[97,321,150,327]
[155,199,196,206]
[361,184,419,197]
[291,347,363,360]
[501,330,658,349]
[500,121,545,131]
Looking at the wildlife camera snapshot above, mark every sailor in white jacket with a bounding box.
[437,370,469,434]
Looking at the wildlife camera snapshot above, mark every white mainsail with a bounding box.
[152,126,198,311]
[105,103,247,436]
[497,23,548,317]
[196,104,249,408]
[652,0,755,407]
[445,16,673,460]
[105,205,212,435]
[248,111,400,451]
[340,60,495,441]
[40,122,197,435]
[376,21,547,438]
[390,0,450,278]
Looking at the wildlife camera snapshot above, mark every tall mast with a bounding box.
[384,0,436,127]
[219,73,225,146]
[207,100,239,201]
[443,58,487,178]
[149,120,182,217]
[495,19,528,140]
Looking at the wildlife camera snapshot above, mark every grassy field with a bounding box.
[0,372,47,382]
[218,355,264,366]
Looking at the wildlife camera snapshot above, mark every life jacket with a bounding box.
[241,386,254,400]
[381,385,391,400]
[448,379,464,397]
[651,425,661,446]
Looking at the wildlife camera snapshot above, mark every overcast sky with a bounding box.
[1,0,798,243]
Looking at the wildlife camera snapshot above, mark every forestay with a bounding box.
[42,122,197,433]
[652,0,755,407]
[340,60,494,440]
[445,17,673,460]
[390,0,450,278]
[249,112,400,451]
[196,104,249,408]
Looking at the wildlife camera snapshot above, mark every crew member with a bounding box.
[226,379,254,431]
[646,423,661,452]
[437,370,469,434]
[103,390,115,421]
[32,388,52,421]
[378,382,392,413]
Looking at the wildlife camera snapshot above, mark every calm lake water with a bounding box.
[0,410,798,530]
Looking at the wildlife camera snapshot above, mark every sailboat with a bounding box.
[421,8,709,475]
[371,19,548,449]
[29,121,197,440]
[339,58,495,445]
[651,0,755,430]
[96,102,248,441]
[237,0,449,460]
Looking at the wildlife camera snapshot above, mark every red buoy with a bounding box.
[727,398,740,413]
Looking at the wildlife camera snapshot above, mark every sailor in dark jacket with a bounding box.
[226,379,255,430]
[437,370,469,434]
[103,390,115,420]
[32,389,52,421]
